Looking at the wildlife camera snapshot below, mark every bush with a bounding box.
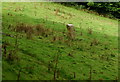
[87,2,120,18]
[60,2,120,19]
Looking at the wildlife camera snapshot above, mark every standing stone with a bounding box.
[66,24,75,40]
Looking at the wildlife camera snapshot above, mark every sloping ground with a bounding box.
[2,2,118,80]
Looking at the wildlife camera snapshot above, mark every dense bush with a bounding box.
[60,2,120,19]
[87,2,120,18]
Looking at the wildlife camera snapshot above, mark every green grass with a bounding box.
[2,2,118,80]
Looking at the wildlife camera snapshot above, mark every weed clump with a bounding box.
[88,27,93,35]
[15,23,34,33]
[2,41,10,57]
[35,24,46,36]
[35,24,53,37]
[15,23,34,39]
[15,23,54,39]
[90,38,99,46]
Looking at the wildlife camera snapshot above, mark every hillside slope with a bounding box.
[2,2,118,80]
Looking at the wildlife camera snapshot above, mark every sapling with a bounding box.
[34,11,37,16]
[57,69,60,79]
[55,9,59,15]
[14,33,19,50]
[80,32,83,36]
[53,54,59,80]
[53,48,61,80]
[89,66,92,80]
[17,68,22,81]
[17,67,34,80]
[53,21,55,24]
[53,70,56,80]
[7,50,13,61]
[2,42,7,57]
[73,72,76,79]
[48,61,52,72]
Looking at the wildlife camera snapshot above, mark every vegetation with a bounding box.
[2,2,118,80]
[60,2,120,19]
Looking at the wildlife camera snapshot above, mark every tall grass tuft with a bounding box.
[90,38,99,46]
[88,27,93,35]
[35,24,46,36]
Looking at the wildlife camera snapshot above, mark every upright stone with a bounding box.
[66,24,75,40]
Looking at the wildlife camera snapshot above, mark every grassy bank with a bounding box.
[2,2,118,80]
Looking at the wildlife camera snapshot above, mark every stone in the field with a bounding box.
[66,24,74,32]
[67,24,73,27]
[66,24,75,40]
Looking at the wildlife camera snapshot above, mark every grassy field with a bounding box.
[2,2,118,80]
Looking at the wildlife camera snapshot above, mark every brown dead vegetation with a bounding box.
[90,38,99,46]
[15,23,54,39]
